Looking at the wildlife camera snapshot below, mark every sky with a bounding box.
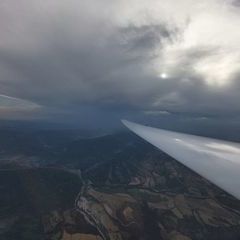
[0,0,240,131]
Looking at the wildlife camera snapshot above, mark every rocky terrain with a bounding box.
[0,131,240,239]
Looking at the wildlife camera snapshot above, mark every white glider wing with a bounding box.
[122,120,240,200]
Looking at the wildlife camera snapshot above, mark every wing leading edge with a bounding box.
[122,120,240,200]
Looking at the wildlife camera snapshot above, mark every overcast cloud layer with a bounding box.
[0,0,240,127]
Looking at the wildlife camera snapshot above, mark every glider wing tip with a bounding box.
[121,119,130,127]
[121,119,136,130]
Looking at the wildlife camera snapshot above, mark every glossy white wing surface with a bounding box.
[122,120,240,200]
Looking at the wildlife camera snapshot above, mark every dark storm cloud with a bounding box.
[0,0,240,126]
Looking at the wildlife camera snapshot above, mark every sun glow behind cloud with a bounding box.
[150,0,240,87]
